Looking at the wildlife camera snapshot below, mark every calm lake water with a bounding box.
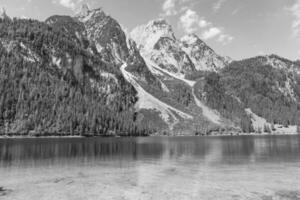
[1,135,300,200]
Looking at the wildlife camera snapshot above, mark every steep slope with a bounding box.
[0,17,151,136]
[74,5,158,86]
[47,6,186,134]
[1,5,299,136]
[131,19,196,75]
[131,21,229,75]
[130,18,300,135]
[180,34,229,72]
[75,7,128,64]
[220,55,300,131]
[130,19,237,134]
[121,63,193,131]
[75,10,209,134]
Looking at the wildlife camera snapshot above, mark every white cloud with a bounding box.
[161,0,191,16]
[217,34,234,45]
[202,27,221,40]
[213,0,227,12]
[288,0,300,37]
[52,0,83,10]
[198,19,211,28]
[179,9,199,33]
[178,9,234,45]
[162,0,177,16]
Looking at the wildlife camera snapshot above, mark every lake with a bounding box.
[1,135,300,200]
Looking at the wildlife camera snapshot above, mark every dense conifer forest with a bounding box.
[0,17,152,136]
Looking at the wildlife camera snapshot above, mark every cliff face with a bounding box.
[0,5,300,136]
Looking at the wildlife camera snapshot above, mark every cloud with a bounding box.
[213,0,227,12]
[178,9,234,45]
[198,19,211,28]
[288,0,300,37]
[202,27,221,39]
[52,0,83,10]
[179,9,211,33]
[179,9,199,33]
[217,34,234,45]
[161,0,191,16]
[162,0,177,16]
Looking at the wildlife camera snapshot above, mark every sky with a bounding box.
[1,0,300,60]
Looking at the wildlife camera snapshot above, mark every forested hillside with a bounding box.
[0,5,299,136]
[221,56,300,126]
[0,17,152,136]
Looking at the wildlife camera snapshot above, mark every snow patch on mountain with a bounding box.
[192,88,221,124]
[121,63,193,130]
[144,56,196,87]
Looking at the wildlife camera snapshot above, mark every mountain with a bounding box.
[131,20,228,74]
[0,5,299,136]
[0,8,151,136]
[130,19,247,134]
[222,55,300,126]
[180,34,230,72]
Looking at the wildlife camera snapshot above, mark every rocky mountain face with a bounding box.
[0,4,299,136]
[180,34,230,72]
[131,20,229,75]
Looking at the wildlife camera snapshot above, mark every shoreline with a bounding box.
[0,132,299,139]
[0,135,85,139]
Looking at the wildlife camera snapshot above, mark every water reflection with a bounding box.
[1,135,300,167]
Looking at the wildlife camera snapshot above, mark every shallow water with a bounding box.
[1,135,300,200]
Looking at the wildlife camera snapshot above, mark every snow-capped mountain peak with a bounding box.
[130,19,176,51]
